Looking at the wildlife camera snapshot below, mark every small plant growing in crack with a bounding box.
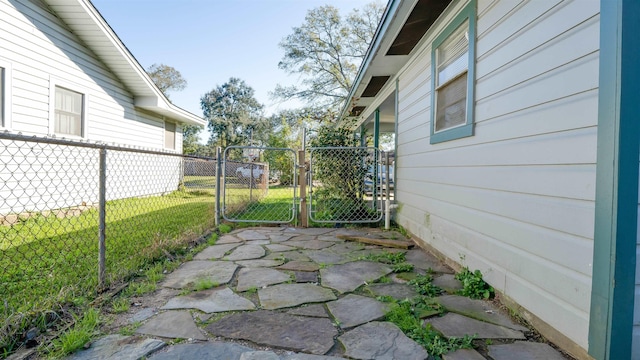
[455,267,494,300]
[194,278,218,291]
[409,274,443,297]
[118,321,141,336]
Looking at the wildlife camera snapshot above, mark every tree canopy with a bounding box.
[275,2,384,109]
[146,63,188,98]
[201,77,265,150]
[145,63,204,155]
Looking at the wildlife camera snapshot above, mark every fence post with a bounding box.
[215,147,222,227]
[98,147,107,290]
[298,150,308,227]
[385,151,391,230]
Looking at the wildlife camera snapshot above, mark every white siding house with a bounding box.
[343,0,640,359]
[0,0,205,214]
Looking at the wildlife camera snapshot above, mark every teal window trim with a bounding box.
[429,0,476,145]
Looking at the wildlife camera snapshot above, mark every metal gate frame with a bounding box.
[221,146,298,223]
[220,146,388,225]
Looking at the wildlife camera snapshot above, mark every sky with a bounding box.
[91,0,375,126]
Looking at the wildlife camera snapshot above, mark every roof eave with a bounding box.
[44,0,205,127]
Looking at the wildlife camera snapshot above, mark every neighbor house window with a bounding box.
[430,1,476,144]
[54,86,84,137]
[165,122,176,149]
[0,62,10,129]
[0,67,4,128]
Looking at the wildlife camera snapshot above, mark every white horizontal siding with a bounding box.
[0,0,184,150]
[395,0,597,350]
[0,0,188,215]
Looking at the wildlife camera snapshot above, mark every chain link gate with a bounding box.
[308,146,384,224]
[221,146,387,225]
[222,146,297,223]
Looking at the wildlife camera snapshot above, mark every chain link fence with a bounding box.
[222,146,297,223]
[0,133,216,355]
[308,146,384,223]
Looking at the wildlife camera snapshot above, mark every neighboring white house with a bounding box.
[342,0,640,359]
[0,0,206,214]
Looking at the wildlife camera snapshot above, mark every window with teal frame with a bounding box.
[430,0,476,144]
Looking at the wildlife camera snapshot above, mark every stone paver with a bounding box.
[84,227,569,360]
[442,349,487,360]
[259,283,336,309]
[162,261,237,289]
[236,229,269,241]
[69,335,165,360]
[235,259,284,267]
[432,274,463,292]
[436,295,528,331]
[426,313,526,339]
[406,249,452,273]
[266,244,296,252]
[285,228,335,235]
[207,311,338,355]
[488,341,567,360]
[130,308,156,323]
[149,342,253,360]
[217,235,244,244]
[161,287,255,313]
[327,294,388,328]
[295,271,318,283]
[320,261,392,293]
[327,242,365,253]
[194,243,241,260]
[240,351,280,360]
[246,239,271,245]
[277,261,320,272]
[367,283,418,301]
[282,355,346,360]
[338,322,429,360]
[136,311,206,340]
[266,251,311,262]
[304,250,349,265]
[283,239,335,250]
[236,267,291,292]
[224,245,266,261]
[287,304,329,318]
[269,234,295,242]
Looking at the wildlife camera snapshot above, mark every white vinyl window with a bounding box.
[0,61,11,129]
[429,1,476,144]
[434,21,469,132]
[0,67,4,128]
[54,86,84,137]
[165,122,176,150]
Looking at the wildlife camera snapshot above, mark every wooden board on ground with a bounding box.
[336,234,414,249]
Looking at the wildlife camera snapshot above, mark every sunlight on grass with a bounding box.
[224,185,295,222]
[0,190,215,319]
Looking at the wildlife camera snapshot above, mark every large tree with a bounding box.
[146,63,187,97]
[275,2,384,109]
[146,63,203,155]
[201,77,265,151]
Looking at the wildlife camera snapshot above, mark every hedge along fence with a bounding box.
[0,133,218,356]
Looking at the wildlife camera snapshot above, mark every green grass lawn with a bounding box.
[223,185,296,223]
[183,175,217,189]
[0,189,215,321]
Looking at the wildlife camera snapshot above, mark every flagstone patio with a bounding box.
[69,227,570,360]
